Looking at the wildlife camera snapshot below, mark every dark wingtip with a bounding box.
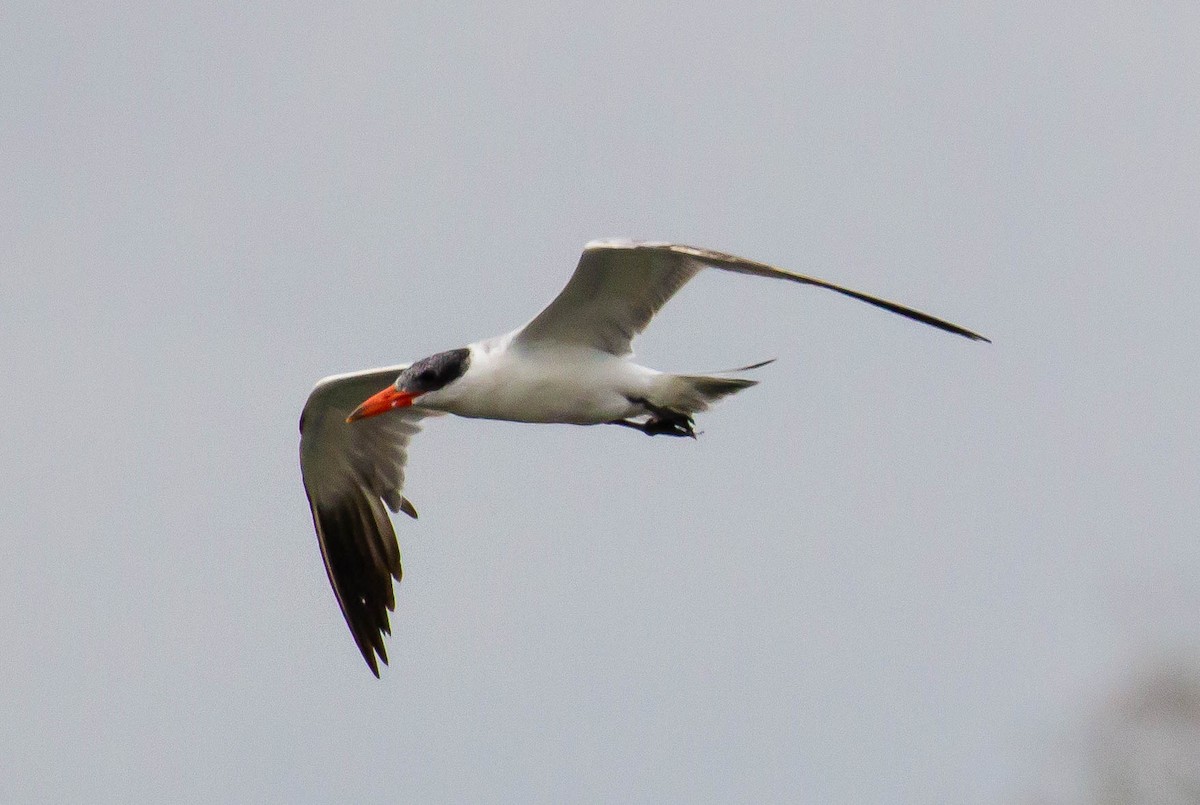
[312,495,403,679]
[955,328,991,343]
[795,273,990,344]
[356,632,389,678]
[881,305,990,343]
[353,628,386,678]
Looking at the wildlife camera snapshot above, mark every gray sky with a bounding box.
[3,3,1198,803]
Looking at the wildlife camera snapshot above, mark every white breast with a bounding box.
[417,336,653,425]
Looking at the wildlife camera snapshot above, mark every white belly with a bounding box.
[418,342,653,425]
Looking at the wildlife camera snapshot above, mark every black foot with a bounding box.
[644,414,697,438]
[608,418,697,438]
[609,400,697,438]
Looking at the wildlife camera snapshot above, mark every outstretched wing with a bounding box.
[514,240,988,355]
[299,365,437,676]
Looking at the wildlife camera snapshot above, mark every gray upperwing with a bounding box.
[513,241,988,355]
[514,241,702,356]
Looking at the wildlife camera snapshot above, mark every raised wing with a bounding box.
[514,240,988,355]
[299,365,436,676]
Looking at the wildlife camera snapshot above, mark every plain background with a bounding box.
[3,4,1198,803]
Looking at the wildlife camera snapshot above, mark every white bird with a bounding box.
[299,240,987,675]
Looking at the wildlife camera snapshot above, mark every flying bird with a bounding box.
[299,240,988,675]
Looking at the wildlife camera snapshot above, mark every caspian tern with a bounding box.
[299,240,987,675]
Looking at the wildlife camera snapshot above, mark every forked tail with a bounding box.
[652,361,771,415]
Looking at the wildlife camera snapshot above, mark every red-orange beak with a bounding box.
[346,386,419,423]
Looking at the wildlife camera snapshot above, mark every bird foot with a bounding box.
[608,414,697,439]
[644,415,697,438]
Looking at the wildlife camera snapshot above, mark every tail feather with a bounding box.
[707,358,776,374]
[654,373,759,415]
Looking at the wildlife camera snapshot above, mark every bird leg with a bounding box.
[609,399,698,439]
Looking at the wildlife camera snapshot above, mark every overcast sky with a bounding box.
[3,4,1199,803]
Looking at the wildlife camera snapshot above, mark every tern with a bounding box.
[299,240,988,675]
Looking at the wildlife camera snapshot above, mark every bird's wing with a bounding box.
[299,364,437,676]
[514,240,988,355]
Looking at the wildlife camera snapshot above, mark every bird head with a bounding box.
[346,347,471,422]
